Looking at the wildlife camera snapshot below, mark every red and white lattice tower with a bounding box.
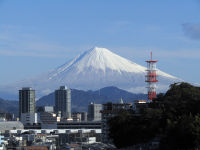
[145,52,158,101]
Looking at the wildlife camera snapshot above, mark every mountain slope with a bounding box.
[0,98,18,116]
[0,87,146,116]
[37,86,147,112]
[0,47,180,99]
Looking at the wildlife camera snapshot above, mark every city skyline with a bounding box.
[0,0,200,85]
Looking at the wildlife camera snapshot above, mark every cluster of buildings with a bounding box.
[0,53,159,149]
[0,129,105,150]
[0,85,149,149]
[18,86,103,128]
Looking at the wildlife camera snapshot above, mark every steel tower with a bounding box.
[145,52,158,101]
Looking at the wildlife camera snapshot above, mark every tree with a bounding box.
[108,82,200,149]
[160,114,200,150]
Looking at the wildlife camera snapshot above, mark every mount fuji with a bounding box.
[0,47,180,99]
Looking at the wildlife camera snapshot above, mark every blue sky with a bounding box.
[0,0,200,85]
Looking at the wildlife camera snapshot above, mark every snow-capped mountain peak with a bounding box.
[49,46,175,79]
[0,47,181,99]
[50,47,146,79]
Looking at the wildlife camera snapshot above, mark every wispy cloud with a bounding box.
[0,41,73,58]
[104,20,131,34]
[0,49,68,57]
[182,23,200,40]
[114,46,200,60]
[153,49,200,59]
[0,25,75,58]
[1,24,200,60]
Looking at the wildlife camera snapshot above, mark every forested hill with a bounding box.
[109,82,200,149]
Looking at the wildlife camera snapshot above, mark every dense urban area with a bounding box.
[0,82,200,150]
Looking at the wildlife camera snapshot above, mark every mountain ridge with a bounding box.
[0,47,180,99]
[0,86,147,115]
[37,86,147,112]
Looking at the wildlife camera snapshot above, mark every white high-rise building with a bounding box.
[55,86,71,119]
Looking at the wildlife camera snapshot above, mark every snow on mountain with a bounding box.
[0,47,181,99]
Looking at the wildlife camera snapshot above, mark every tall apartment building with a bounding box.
[88,102,102,121]
[101,101,132,143]
[19,87,35,120]
[55,86,71,119]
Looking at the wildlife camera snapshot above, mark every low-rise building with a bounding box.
[57,121,101,129]
[39,112,60,129]
[21,113,39,125]
[133,100,148,114]
[72,112,82,122]
[24,146,49,150]
[101,101,132,143]
[88,102,102,121]
[0,133,6,150]
[72,112,87,122]
[37,106,54,113]
[80,112,87,122]
[0,121,24,132]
